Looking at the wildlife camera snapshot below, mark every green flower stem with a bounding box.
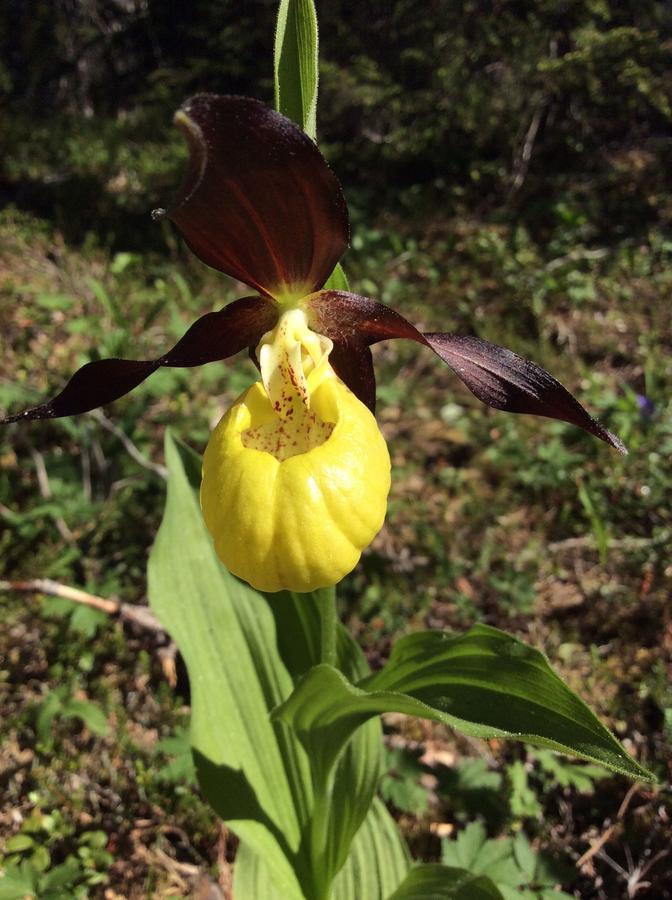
[308,587,338,896]
[319,585,337,667]
[309,773,335,900]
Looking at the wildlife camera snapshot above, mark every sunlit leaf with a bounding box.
[323,263,349,292]
[274,0,319,138]
[274,625,653,786]
[236,798,410,900]
[148,431,310,899]
[268,589,384,889]
[387,863,506,899]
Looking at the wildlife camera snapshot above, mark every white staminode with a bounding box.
[243,309,335,461]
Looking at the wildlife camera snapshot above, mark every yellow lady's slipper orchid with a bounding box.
[201,309,390,592]
[2,95,625,597]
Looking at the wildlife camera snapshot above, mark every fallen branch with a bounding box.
[0,578,176,684]
[577,781,641,869]
[89,408,168,479]
[29,446,75,543]
[0,578,177,687]
[1,577,117,613]
[548,533,669,553]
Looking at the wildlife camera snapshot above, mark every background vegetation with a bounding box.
[1,1,670,897]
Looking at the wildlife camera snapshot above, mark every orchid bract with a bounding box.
[1,94,625,593]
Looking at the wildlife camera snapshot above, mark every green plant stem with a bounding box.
[319,585,337,667]
[309,775,334,900]
[308,588,339,897]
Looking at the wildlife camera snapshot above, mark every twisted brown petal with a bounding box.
[1,296,278,424]
[329,340,376,412]
[306,290,626,453]
[164,95,349,299]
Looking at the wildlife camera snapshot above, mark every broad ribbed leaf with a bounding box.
[269,590,385,891]
[166,95,348,299]
[148,432,312,899]
[0,296,276,424]
[236,798,410,900]
[331,798,410,900]
[274,0,319,138]
[274,625,652,784]
[305,291,625,452]
[388,864,506,900]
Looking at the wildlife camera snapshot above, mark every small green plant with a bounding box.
[0,858,85,900]
[0,808,113,900]
[34,686,108,743]
[441,823,574,900]
[42,597,108,640]
[380,747,431,816]
[154,725,198,785]
[533,750,609,795]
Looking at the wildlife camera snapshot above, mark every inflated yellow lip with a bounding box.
[200,374,390,593]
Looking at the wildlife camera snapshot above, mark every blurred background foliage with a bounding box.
[1,0,671,241]
[1,1,671,897]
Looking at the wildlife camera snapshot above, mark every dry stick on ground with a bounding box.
[577,781,642,870]
[89,408,168,479]
[0,577,177,686]
[547,533,670,553]
[29,446,76,543]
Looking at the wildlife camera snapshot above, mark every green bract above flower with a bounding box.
[0,93,626,456]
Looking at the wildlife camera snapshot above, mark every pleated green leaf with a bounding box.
[148,432,311,899]
[274,0,319,138]
[235,798,410,900]
[274,625,653,785]
[148,434,394,900]
[387,864,506,900]
[268,589,385,892]
[331,798,411,900]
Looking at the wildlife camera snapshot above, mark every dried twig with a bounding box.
[0,577,165,634]
[158,642,179,688]
[29,446,75,543]
[216,824,234,900]
[81,442,92,501]
[89,408,168,479]
[577,782,641,868]
[548,533,669,553]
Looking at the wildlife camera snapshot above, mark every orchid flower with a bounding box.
[1,94,625,592]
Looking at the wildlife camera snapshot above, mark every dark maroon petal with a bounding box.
[1,358,161,425]
[165,94,349,299]
[1,296,277,424]
[305,290,419,345]
[424,333,627,453]
[165,295,277,365]
[329,340,376,412]
[306,290,626,453]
